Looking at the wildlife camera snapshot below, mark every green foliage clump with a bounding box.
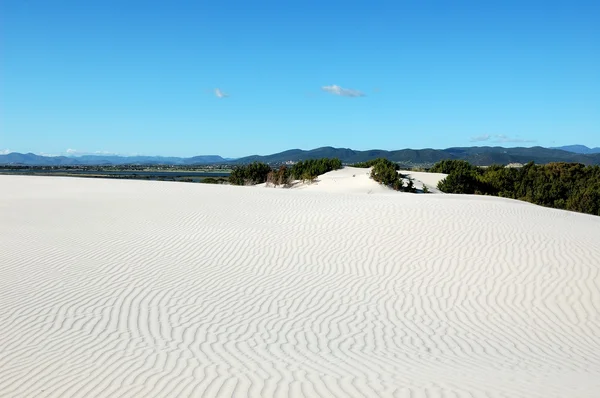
[371,159,400,186]
[366,158,415,192]
[201,177,227,184]
[229,158,343,186]
[437,170,484,194]
[430,159,477,174]
[434,160,600,216]
[289,158,343,181]
[229,162,272,185]
[351,158,399,169]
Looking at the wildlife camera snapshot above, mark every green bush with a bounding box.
[430,159,477,174]
[352,158,399,170]
[229,158,343,186]
[229,162,272,185]
[366,158,415,192]
[201,177,227,184]
[434,160,600,216]
[289,158,342,180]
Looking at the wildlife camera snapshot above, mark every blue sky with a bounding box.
[2,0,599,157]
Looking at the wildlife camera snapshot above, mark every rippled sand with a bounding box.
[1,174,599,397]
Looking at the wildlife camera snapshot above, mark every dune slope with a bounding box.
[1,175,600,398]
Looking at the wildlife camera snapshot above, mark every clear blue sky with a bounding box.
[2,0,599,157]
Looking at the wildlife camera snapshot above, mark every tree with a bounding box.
[290,158,342,180]
[267,165,291,187]
[229,162,272,185]
[434,160,600,216]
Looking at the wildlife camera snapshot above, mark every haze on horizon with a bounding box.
[2,0,599,158]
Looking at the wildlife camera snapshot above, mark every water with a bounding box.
[0,170,230,178]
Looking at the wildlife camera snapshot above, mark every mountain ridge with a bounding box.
[0,153,227,166]
[550,145,600,154]
[233,146,600,166]
[2,146,600,166]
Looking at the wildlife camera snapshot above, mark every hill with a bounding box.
[550,145,600,154]
[3,147,600,166]
[234,146,600,166]
[0,153,227,166]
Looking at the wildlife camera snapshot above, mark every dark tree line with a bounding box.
[229,158,343,186]
[289,158,343,182]
[228,162,273,185]
[432,160,600,216]
[352,158,416,192]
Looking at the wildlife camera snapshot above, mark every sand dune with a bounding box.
[399,170,447,193]
[262,166,446,194]
[1,175,600,398]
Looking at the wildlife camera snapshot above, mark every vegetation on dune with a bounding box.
[289,158,343,182]
[354,158,416,192]
[229,158,343,186]
[351,158,396,169]
[267,166,292,187]
[430,159,477,175]
[229,162,272,185]
[433,160,600,216]
[228,157,428,194]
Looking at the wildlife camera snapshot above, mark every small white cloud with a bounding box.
[493,134,536,143]
[470,134,491,142]
[215,88,229,98]
[0,149,10,155]
[470,134,535,144]
[322,84,365,97]
[65,149,120,156]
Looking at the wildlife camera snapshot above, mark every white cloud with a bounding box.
[0,149,10,155]
[214,88,229,98]
[470,134,535,144]
[94,150,119,155]
[322,84,365,97]
[65,149,120,156]
[493,134,536,143]
[470,134,491,142]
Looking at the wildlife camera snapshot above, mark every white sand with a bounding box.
[1,175,600,398]
[400,170,448,193]
[270,166,394,194]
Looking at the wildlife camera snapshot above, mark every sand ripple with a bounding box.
[1,176,599,397]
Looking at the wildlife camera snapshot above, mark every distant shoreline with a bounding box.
[0,169,231,183]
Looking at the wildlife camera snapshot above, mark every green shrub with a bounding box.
[352,158,399,170]
[289,158,342,180]
[366,158,416,192]
[435,160,600,216]
[229,162,272,185]
[430,159,477,174]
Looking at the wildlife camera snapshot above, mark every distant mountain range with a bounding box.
[2,146,600,166]
[234,146,600,166]
[0,153,227,166]
[550,145,600,154]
